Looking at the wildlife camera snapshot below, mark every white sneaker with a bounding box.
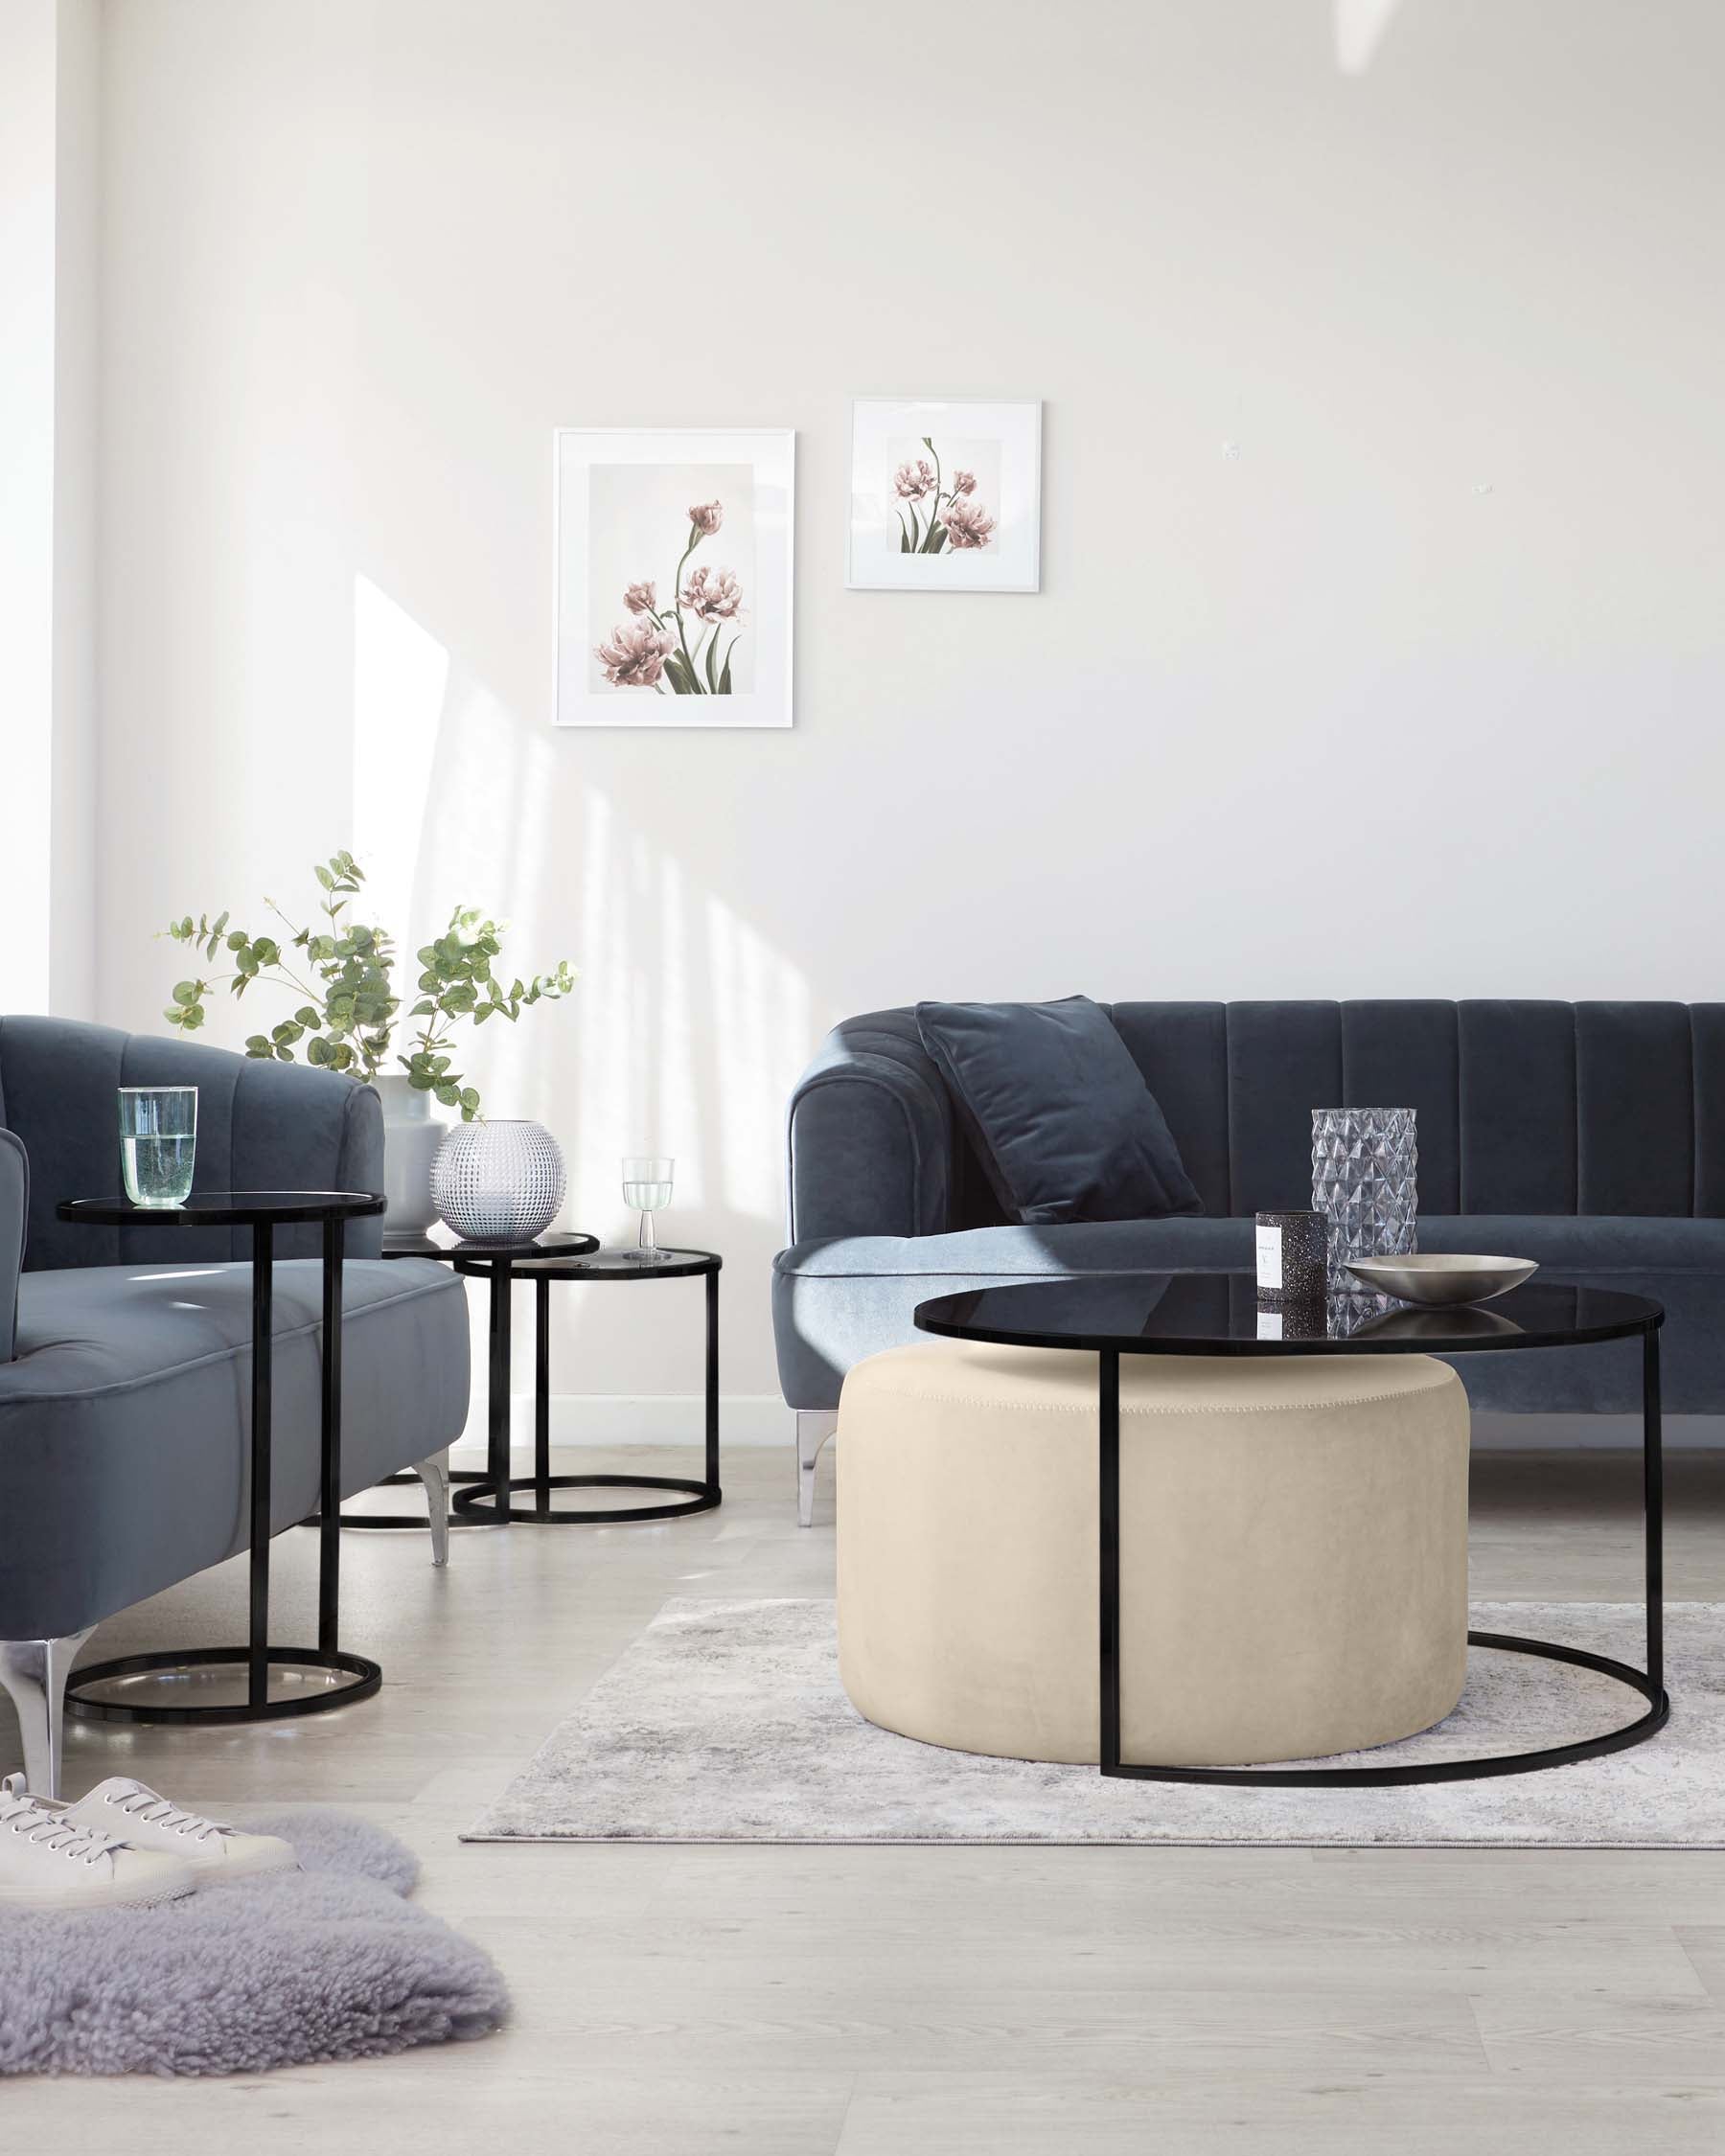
[0,1774,198,1912]
[61,1778,299,1884]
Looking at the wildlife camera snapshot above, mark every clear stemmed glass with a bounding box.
[621,1156,675,1264]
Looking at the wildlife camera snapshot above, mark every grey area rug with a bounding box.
[467,1597,1725,1848]
[0,1808,509,2076]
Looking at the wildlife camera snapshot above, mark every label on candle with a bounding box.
[1256,1309,1284,1340]
[1255,1222,1282,1291]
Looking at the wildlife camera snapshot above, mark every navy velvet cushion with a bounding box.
[914,997,1203,1226]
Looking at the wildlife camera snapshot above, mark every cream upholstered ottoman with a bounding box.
[836,1339,1470,1768]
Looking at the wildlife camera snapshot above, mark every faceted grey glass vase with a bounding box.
[1311,1107,1418,1296]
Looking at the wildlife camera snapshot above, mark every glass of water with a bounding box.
[621,1155,674,1263]
[119,1087,197,1208]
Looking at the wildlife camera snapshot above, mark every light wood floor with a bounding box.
[6,1445,1725,2152]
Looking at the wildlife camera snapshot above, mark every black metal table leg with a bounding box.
[487,1256,515,1521]
[248,1220,273,1709]
[1644,1322,1664,1696]
[1096,1317,1670,1785]
[318,1214,342,1656]
[1097,1348,1121,1777]
[704,1266,722,1501]
[536,1274,553,1519]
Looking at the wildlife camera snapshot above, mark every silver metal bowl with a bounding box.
[1343,1254,1539,1307]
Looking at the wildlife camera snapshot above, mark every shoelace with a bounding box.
[0,1774,120,1868]
[101,1780,229,1845]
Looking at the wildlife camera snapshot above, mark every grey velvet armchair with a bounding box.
[0,1017,472,1795]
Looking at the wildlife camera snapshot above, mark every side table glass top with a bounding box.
[59,1190,386,1227]
[915,1272,1661,1356]
[382,1227,599,1262]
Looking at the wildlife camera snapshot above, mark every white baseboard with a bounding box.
[450,1393,787,1463]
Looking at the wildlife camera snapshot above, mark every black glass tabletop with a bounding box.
[914,1272,1662,1356]
[382,1227,600,1262]
[60,1190,387,1227]
[508,1246,721,1279]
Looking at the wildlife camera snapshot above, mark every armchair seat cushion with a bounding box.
[0,1256,468,1639]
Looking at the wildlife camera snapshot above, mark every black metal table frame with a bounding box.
[451,1251,722,1525]
[317,1230,600,1530]
[57,1192,386,1728]
[1095,1321,1666,1785]
[923,1282,1668,1786]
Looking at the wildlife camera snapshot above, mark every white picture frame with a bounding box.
[847,398,1041,593]
[554,427,794,728]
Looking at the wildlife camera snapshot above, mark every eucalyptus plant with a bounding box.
[163,851,575,1120]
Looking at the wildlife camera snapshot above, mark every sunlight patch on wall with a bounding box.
[1334,0,1406,75]
[353,572,448,969]
[704,892,811,1224]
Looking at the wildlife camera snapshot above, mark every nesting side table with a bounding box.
[450,1247,723,1525]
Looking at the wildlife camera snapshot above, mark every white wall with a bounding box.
[1,0,99,1018]
[1,0,60,1013]
[48,0,99,1019]
[90,0,1725,1408]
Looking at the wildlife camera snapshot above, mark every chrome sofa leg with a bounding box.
[414,1450,451,1568]
[795,1411,839,1528]
[0,1629,95,1800]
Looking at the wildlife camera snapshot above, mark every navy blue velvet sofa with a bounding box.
[0,1018,471,1793]
[774,1000,1725,1521]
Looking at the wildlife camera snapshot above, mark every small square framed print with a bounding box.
[847,398,1041,593]
[554,427,794,728]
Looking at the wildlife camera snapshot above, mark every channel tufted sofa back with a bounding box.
[788,1001,1725,1242]
[0,1016,384,1269]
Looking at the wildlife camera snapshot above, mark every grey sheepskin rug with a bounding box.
[467,1596,1725,1848]
[0,1808,508,2077]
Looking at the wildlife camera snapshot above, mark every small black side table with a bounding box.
[56,1190,386,1727]
[450,1248,723,1525]
[326,1228,601,1530]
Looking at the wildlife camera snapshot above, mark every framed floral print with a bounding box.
[555,428,794,727]
[847,399,1041,593]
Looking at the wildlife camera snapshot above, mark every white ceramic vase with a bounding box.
[431,1120,566,1244]
[374,1073,445,1232]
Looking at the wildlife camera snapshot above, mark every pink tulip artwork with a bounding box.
[595,499,745,695]
[891,438,996,554]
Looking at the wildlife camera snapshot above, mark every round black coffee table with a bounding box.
[450,1248,722,1525]
[56,1190,387,1726]
[914,1272,1667,1787]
